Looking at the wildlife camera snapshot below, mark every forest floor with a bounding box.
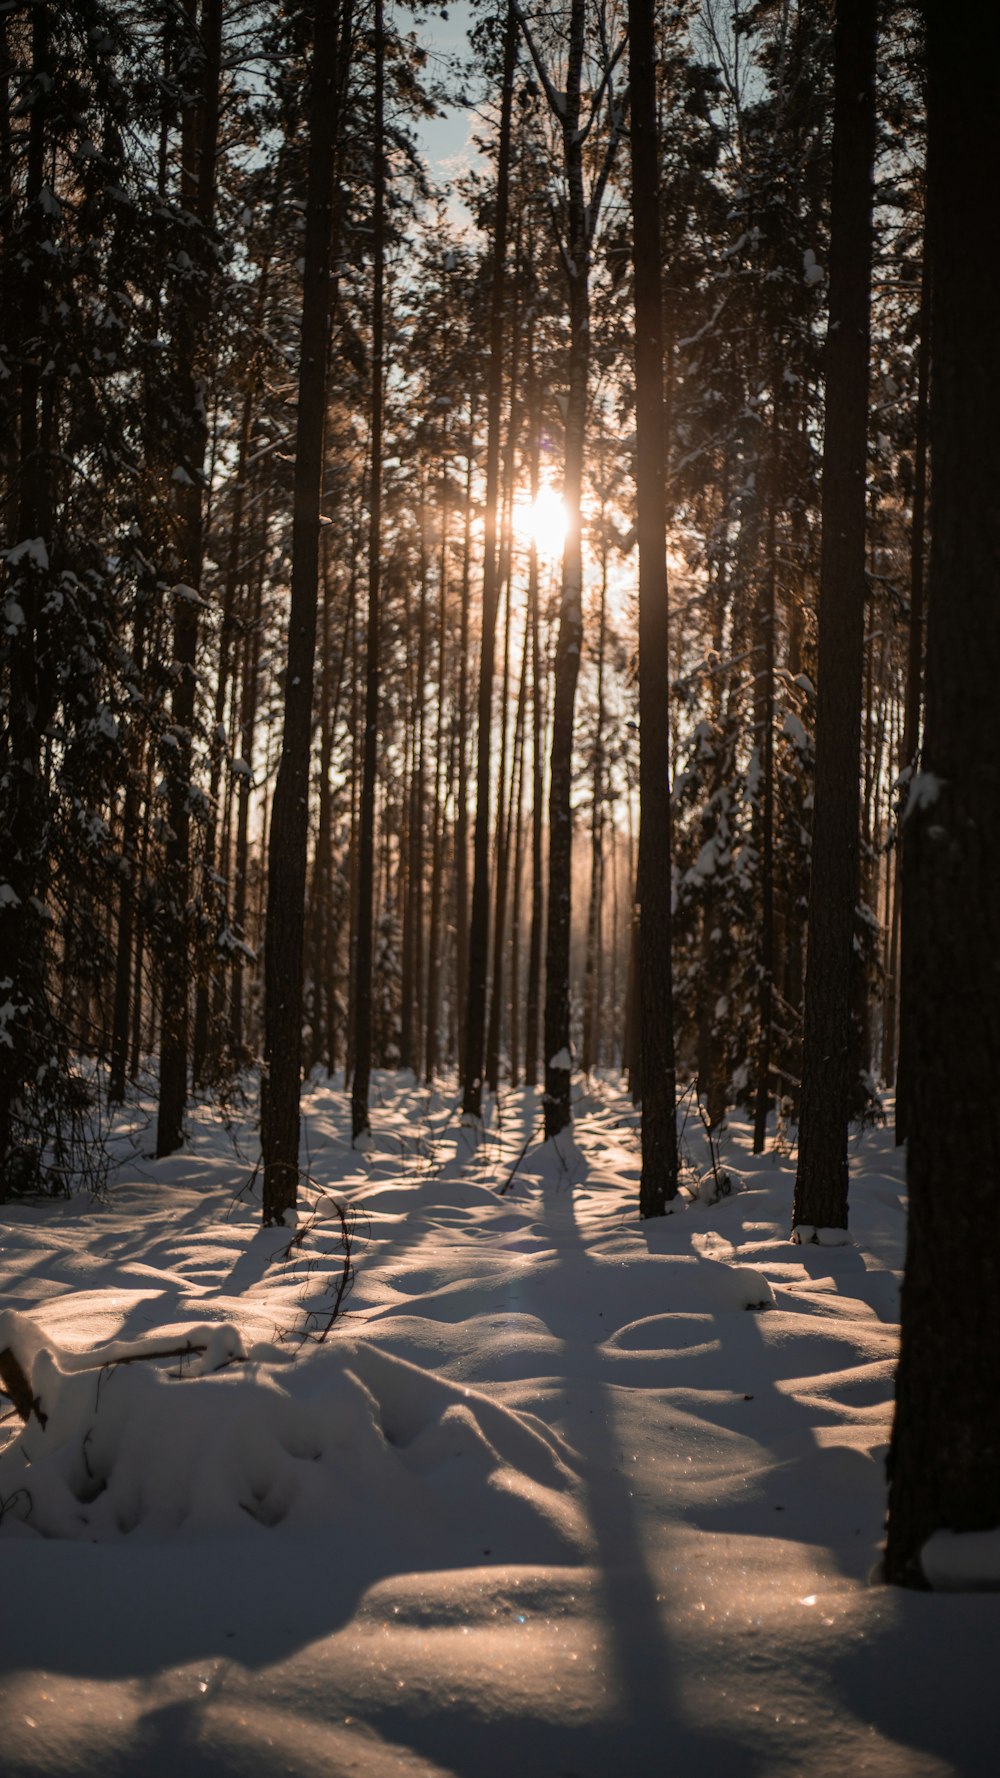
[0,1070,994,1777]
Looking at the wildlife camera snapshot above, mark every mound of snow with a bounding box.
[0,1313,587,1561]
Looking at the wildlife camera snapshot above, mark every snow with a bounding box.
[922,1528,1000,1591]
[548,1048,572,1071]
[781,710,808,750]
[802,247,825,286]
[904,770,944,821]
[0,1073,996,1776]
[3,536,50,570]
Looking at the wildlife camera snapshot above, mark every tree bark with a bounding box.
[350,0,386,1145]
[629,0,679,1214]
[461,7,517,1123]
[542,0,589,1139]
[752,486,778,1153]
[425,482,450,1081]
[791,0,877,1234]
[261,0,343,1219]
[892,242,930,1142]
[157,0,223,1157]
[454,432,474,1076]
[524,348,543,1090]
[582,487,608,1076]
[883,0,1000,1583]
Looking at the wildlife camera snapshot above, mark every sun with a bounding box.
[513,481,568,562]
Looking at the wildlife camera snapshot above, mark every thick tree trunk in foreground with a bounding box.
[630,0,678,1215]
[791,0,876,1234]
[884,0,1000,1586]
[261,0,342,1219]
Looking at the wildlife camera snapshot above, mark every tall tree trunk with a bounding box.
[488,594,527,1092]
[582,495,608,1076]
[261,0,343,1220]
[109,598,150,1102]
[454,432,474,1075]
[486,315,524,1095]
[523,349,543,1090]
[157,0,223,1157]
[425,484,450,1081]
[892,244,930,1142]
[461,6,517,1124]
[881,694,901,1087]
[401,481,430,1074]
[752,488,778,1153]
[542,0,589,1139]
[485,544,514,1093]
[129,740,157,1082]
[883,0,1000,1583]
[231,532,266,1057]
[791,0,877,1235]
[321,536,360,1075]
[350,0,386,1145]
[629,0,678,1214]
[308,544,336,1073]
[191,271,270,1089]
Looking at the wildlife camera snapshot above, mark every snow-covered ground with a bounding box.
[0,1072,994,1776]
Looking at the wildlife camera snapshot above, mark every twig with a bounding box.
[498,1119,543,1195]
[0,1347,47,1427]
[275,1169,358,1344]
[694,1082,725,1200]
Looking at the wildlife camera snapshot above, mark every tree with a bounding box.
[791,0,877,1235]
[883,0,1000,1586]
[461,4,517,1127]
[513,0,627,1138]
[156,0,224,1158]
[350,0,387,1147]
[261,0,347,1221]
[1,0,167,1188]
[629,0,678,1216]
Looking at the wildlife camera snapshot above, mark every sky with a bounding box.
[410,1,485,198]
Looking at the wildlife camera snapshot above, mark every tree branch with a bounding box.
[510,0,566,120]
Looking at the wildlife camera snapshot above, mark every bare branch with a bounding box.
[577,26,627,150]
[509,0,567,121]
[587,84,629,252]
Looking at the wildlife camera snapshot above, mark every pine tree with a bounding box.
[351,0,387,1146]
[156,0,224,1158]
[792,0,878,1235]
[883,0,1000,1587]
[461,4,517,1127]
[629,0,678,1216]
[261,0,346,1222]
